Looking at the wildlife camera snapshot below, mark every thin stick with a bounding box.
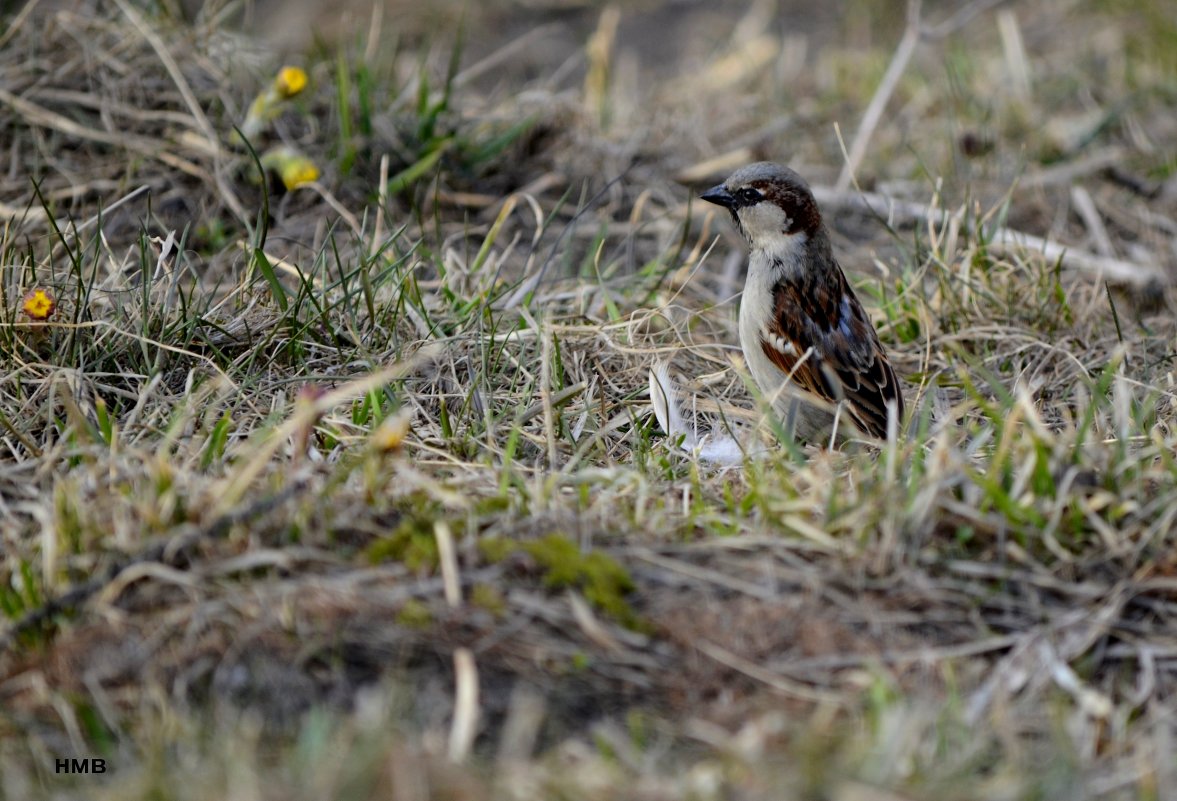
[370,154,390,259]
[0,0,42,49]
[540,321,559,469]
[435,521,462,608]
[1070,185,1115,258]
[809,185,1167,288]
[694,638,843,704]
[448,647,480,762]
[835,0,922,192]
[111,0,249,226]
[835,0,1013,190]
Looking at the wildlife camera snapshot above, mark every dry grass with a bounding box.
[2,0,1177,799]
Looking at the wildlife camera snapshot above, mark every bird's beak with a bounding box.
[699,184,736,209]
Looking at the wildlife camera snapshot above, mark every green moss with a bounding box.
[396,599,433,629]
[470,583,506,617]
[364,511,440,572]
[477,535,515,563]
[475,534,640,627]
[522,534,637,628]
[473,496,511,515]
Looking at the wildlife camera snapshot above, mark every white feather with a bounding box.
[648,361,766,465]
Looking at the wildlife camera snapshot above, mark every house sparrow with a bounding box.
[700,162,904,442]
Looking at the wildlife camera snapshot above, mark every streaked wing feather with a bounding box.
[758,339,838,407]
[763,267,904,439]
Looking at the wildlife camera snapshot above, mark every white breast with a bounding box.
[738,249,788,406]
[738,235,808,401]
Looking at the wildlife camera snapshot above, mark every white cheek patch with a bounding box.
[737,202,790,242]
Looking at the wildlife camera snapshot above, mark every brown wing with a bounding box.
[762,266,903,439]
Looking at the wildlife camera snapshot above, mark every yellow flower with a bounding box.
[261,146,320,190]
[274,66,308,99]
[238,66,309,141]
[22,288,55,320]
[371,411,411,453]
[280,157,319,190]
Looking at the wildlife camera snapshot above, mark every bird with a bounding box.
[699,161,904,443]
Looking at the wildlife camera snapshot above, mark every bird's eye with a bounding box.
[738,187,763,204]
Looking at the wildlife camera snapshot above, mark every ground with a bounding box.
[2,0,1177,798]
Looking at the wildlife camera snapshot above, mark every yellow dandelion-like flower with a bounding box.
[261,146,320,190]
[371,411,411,453]
[22,288,56,320]
[274,66,308,99]
[238,66,309,141]
[280,157,319,190]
